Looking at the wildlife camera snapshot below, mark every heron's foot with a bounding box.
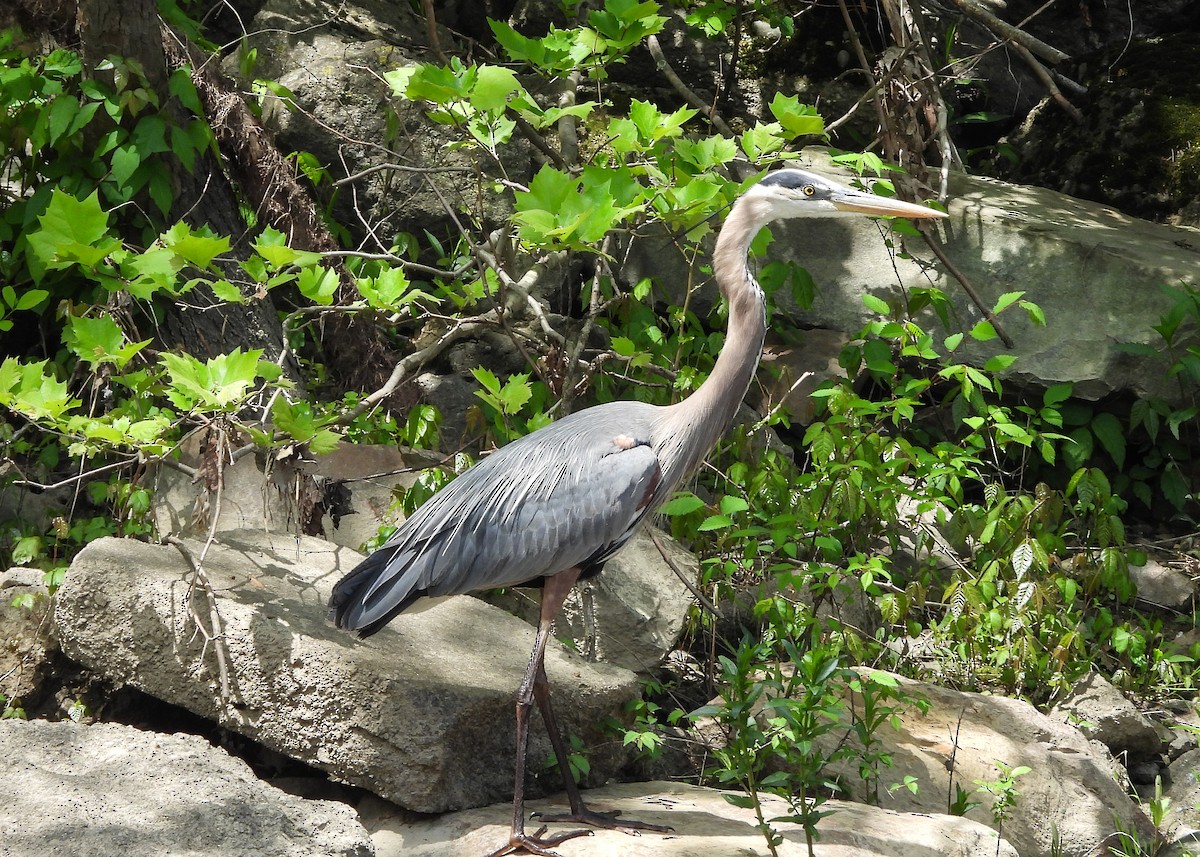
[484,825,593,857]
[532,806,673,835]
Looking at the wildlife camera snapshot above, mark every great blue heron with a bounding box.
[329,168,947,856]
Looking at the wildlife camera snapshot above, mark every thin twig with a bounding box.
[647,527,719,616]
[948,0,1071,65]
[1010,41,1083,121]
[922,232,1015,348]
[332,162,474,187]
[645,36,735,139]
[166,534,233,706]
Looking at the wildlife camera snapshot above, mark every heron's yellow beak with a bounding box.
[831,189,948,219]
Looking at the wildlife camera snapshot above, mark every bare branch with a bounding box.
[948,0,1071,65]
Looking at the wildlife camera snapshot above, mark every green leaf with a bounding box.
[162,222,230,269]
[719,495,749,515]
[296,265,339,305]
[984,354,1017,373]
[25,189,119,281]
[969,320,997,341]
[160,348,264,411]
[611,336,636,357]
[64,315,151,368]
[471,65,520,111]
[767,93,825,138]
[1043,382,1073,407]
[659,493,704,516]
[47,95,80,145]
[862,293,890,315]
[1090,412,1126,470]
[992,291,1025,314]
[698,514,732,531]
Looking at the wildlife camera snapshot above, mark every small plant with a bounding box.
[975,761,1030,855]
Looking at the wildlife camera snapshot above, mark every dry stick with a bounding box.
[645,36,735,140]
[335,315,498,426]
[510,112,570,170]
[1010,41,1084,121]
[922,231,1015,349]
[166,534,234,707]
[332,163,474,186]
[419,0,448,63]
[948,0,1070,66]
[647,528,720,617]
[836,0,895,157]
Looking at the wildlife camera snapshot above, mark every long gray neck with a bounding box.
[655,195,770,487]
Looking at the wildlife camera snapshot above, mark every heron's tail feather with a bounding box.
[328,544,423,638]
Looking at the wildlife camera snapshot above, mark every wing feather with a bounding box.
[329,403,663,635]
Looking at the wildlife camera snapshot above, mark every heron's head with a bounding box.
[748,168,948,222]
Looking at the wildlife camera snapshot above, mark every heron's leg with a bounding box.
[486,569,590,857]
[530,662,672,834]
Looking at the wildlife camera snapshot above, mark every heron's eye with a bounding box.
[802,185,816,197]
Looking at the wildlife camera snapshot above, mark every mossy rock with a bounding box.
[999,33,1200,225]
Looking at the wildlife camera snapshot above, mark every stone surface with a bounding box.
[1165,748,1200,835]
[362,779,1018,857]
[1051,670,1164,760]
[1130,558,1197,612]
[53,532,639,813]
[485,527,697,675]
[809,672,1149,857]
[0,568,55,708]
[761,150,1200,403]
[0,718,372,857]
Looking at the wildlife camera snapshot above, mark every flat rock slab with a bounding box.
[363,780,1018,857]
[53,532,639,813]
[0,718,371,857]
[820,673,1148,857]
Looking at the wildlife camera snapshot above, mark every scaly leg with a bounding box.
[485,569,591,857]
[530,660,672,834]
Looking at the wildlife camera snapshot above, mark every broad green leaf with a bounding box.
[471,65,520,111]
[123,246,183,299]
[296,265,339,305]
[65,315,151,368]
[382,66,418,98]
[992,290,1025,314]
[697,514,731,531]
[1090,411,1126,469]
[767,93,825,138]
[25,189,119,281]
[984,354,1017,373]
[659,493,704,516]
[1043,382,1073,407]
[862,294,890,315]
[969,319,997,341]
[719,495,749,515]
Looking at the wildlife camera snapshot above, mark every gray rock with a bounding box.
[53,532,639,813]
[362,779,1019,857]
[806,672,1149,857]
[1165,748,1200,833]
[1130,558,1197,612]
[485,527,696,674]
[1052,670,1164,759]
[765,150,1199,403]
[0,718,372,857]
[0,572,54,708]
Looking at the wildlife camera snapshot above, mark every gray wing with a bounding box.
[329,404,662,634]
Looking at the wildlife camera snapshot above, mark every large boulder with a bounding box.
[813,673,1149,857]
[52,531,639,813]
[0,718,372,857]
[484,527,697,675]
[362,779,1019,857]
[759,150,1200,403]
[1051,671,1164,761]
[0,567,55,711]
